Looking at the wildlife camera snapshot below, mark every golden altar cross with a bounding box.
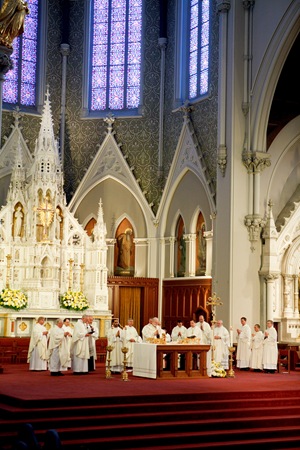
[36,197,54,241]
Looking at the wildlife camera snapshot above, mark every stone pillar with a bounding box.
[204,230,213,277]
[265,275,274,321]
[184,233,196,277]
[169,237,176,278]
[293,274,299,318]
[283,274,293,318]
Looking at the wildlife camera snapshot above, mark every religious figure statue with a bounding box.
[13,205,23,237]
[117,228,133,270]
[0,0,29,49]
[55,208,62,240]
[37,196,54,241]
[178,234,186,276]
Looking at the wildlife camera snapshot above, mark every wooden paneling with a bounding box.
[108,277,159,333]
[162,278,212,333]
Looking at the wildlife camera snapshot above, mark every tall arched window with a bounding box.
[189,0,210,99]
[175,0,211,107]
[84,0,143,117]
[2,0,47,112]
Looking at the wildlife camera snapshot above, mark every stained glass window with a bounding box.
[90,0,142,112]
[189,0,210,99]
[3,0,39,107]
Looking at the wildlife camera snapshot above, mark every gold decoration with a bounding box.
[0,0,30,49]
[207,292,223,326]
[105,345,114,379]
[227,346,235,378]
[36,197,54,241]
[44,322,51,331]
[18,321,27,331]
[121,346,129,381]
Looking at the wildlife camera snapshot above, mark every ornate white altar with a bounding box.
[0,91,112,337]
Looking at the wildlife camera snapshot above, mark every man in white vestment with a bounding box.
[250,323,264,371]
[171,319,187,341]
[122,318,139,370]
[48,319,70,376]
[236,316,251,370]
[196,315,211,335]
[27,316,49,371]
[262,320,278,373]
[106,318,124,373]
[70,314,90,375]
[187,320,204,371]
[196,315,212,377]
[87,315,98,371]
[212,320,229,370]
[62,318,73,369]
[186,320,203,340]
[142,317,160,341]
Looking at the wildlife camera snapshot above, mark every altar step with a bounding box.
[1,392,300,449]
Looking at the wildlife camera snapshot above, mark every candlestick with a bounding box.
[227,346,235,378]
[121,346,129,381]
[105,345,114,379]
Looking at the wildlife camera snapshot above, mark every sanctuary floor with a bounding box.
[0,362,299,402]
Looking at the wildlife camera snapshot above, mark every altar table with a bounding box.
[132,343,210,379]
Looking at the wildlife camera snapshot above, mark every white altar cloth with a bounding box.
[133,343,157,379]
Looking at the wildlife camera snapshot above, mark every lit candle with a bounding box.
[230,326,233,347]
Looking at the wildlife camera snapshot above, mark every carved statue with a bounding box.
[13,205,23,237]
[0,0,29,49]
[117,228,133,270]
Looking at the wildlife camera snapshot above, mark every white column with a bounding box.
[283,274,293,318]
[216,0,230,175]
[169,237,176,278]
[204,230,213,277]
[184,233,196,277]
[265,275,275,321]
[293,275,299,318]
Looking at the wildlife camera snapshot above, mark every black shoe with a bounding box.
[51,372,59,376]
[57,372,64,376]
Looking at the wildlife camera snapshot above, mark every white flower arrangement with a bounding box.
[60,290,90,311]
[0,288,28,311]
[211,360,227,378]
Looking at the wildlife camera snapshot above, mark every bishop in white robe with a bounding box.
[212,320,229,370]
[27,316,49,371]
[142,317,160,341]
[87,315,98,371]
[70,315,90,374]
[48,319,70,375]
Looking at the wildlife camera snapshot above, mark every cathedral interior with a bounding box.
[0,0,299,342]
